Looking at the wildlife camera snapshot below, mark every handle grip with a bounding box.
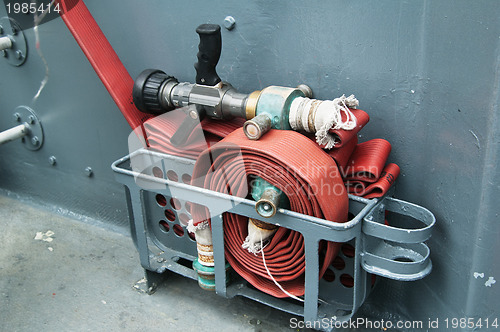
[170,105,206,147]
[194,24,222,86]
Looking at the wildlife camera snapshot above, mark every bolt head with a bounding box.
[15,50,23,60]
[296,84,313,98]
[224,16,236,30]
[11,27,17,35]
[31,136,39,146]
[84,167,93,177]
[13,113,21,122]
[28,115,35,124]
[48,156,56,166]
[189,110,198,119]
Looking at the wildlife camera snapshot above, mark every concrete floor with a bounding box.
[0,194,301,332]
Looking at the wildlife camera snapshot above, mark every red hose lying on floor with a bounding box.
[190,128,348,297]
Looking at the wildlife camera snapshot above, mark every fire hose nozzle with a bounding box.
[131,23,324,145]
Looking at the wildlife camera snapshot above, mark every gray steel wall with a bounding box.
[1,0,498,327]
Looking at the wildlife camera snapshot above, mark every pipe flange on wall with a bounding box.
[13,106,44,150]
[0,17,27,66]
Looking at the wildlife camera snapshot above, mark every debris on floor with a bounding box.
[34,230,55,242]
[133,277,150,294]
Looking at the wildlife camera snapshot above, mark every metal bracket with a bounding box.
[361,197,436,280]
[0,17,27,66]
[111,148,436,328]
[13,106,44,150]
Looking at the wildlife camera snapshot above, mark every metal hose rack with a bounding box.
[112,148,435,330]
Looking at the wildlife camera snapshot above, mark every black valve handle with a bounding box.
[194,24,222,86]
[170,105,206,147]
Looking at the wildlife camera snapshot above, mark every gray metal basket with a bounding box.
[112,148,435,330]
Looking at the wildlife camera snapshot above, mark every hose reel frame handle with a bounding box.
[361,196,436,281]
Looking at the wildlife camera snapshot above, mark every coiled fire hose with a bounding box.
[190,128,348,297]
[56,0,400,298]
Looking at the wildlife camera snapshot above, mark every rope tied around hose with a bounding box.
[290,94,359,149]
[247,224,305,302]
[241,218,278,254]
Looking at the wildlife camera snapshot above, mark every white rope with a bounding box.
[289,94,359,149]
[242,219,277,254]
[242,236,262,254]
[315,94,358,149]
[238,221,304,301]
[259,236,304,302]
[187,219,209,233]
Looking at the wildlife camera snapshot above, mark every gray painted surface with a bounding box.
[0,195,295,331]
[0,0,499,329]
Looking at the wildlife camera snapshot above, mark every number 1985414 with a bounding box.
[6,2,60,14]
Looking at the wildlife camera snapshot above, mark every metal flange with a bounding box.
[0,17,27,66]
[13,106,44,150]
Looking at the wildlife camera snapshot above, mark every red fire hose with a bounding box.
[342,139,392,182]
[57,0,400,298]
[346,163,401,198]
[190,128,349,297]
[328,108,370,148]
[57,0,153,139]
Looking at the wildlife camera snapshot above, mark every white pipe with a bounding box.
[0,36,13,51]
[0,123,29,145]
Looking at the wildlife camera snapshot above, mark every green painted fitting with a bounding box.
[251,177,290,218]
[192,258,231,291]
[254,86,305,130]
